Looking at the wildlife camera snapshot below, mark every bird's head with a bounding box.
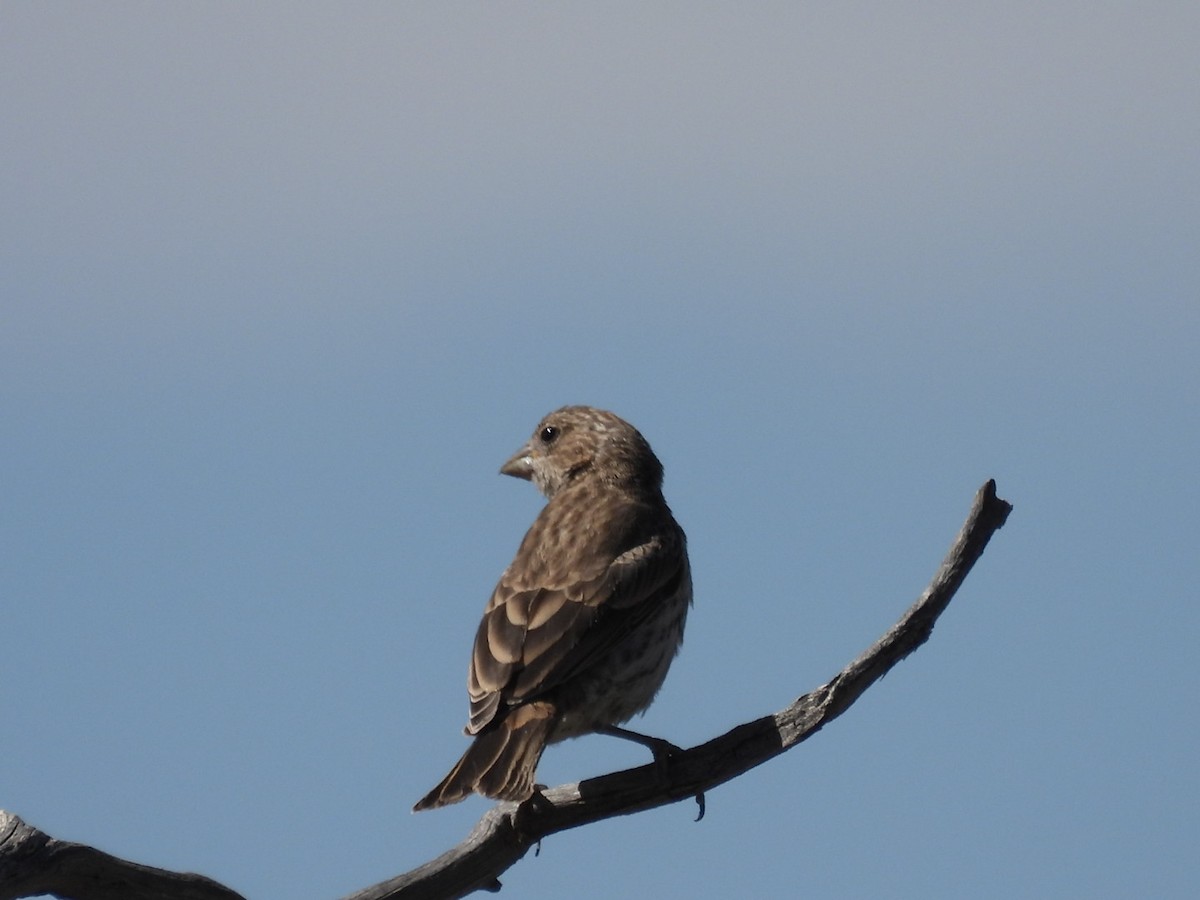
[500,406,664,499]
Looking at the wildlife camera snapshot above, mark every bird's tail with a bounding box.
[413,700,556,811]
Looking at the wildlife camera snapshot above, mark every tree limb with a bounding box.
[2,480,1012,900]
[0,808,246,900]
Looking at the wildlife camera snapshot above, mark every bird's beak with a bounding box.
[500,444,535,480]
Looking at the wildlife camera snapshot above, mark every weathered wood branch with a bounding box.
[0,808,246,900]
[2,480,1012,900]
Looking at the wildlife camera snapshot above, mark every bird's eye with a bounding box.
[539,425,558,444]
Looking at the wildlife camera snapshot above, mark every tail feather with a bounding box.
[414,701,556,811]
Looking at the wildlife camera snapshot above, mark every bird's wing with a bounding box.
[465,525,687,735]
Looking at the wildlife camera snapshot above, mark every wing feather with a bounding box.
[465,491,686,732]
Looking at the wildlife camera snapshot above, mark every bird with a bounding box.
[414,405,692,810]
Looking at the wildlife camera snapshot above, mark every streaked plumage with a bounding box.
[414,406,691,810]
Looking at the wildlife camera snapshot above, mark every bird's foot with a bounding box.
[595,725,705,821]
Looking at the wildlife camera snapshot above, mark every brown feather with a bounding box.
[413,700,556,810]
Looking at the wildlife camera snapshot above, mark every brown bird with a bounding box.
[414,405,691,810]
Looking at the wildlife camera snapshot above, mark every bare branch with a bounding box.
[0,809,246,900]
[347,479,1013,899]
[3,480,1012,900]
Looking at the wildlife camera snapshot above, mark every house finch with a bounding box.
[414,406,691,810]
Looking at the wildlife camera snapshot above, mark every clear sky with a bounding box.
[3,4,1197,898]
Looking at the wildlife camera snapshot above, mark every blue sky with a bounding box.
[3,4,1197,898]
